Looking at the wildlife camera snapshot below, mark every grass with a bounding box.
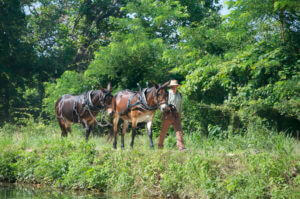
[0,119,300,198]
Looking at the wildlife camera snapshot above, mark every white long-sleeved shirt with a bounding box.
[168,89,183,113]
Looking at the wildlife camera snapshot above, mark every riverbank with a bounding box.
[1,121,300,198]
[0,182,127,199]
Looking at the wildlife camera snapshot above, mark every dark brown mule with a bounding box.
[112,81,169,149]
[55,84,113,140]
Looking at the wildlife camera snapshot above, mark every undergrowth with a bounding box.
[0,119,300,199]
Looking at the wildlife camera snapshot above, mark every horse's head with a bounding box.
[91,83,114,114]
[103,83,114,115]
[146,81,169,111]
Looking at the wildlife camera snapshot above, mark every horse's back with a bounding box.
[115,90,139,114]
[55,94,85,122]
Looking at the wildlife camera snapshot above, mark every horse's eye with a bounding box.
[106,95,112,101]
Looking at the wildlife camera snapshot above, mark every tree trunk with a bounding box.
[3,86,11,122]
[279,9,287,43]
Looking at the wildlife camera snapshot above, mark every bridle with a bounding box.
[86,90,113,127]
[121,86,168,114]
[86,90,112,112]
[143,87,168,109]
[154,86,168,104]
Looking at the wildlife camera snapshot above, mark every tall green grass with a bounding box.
[1,119,300,198]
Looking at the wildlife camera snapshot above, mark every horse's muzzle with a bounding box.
[159,103,168,112]
[106,107,114,116]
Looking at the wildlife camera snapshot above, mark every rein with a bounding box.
[86,107,112,127]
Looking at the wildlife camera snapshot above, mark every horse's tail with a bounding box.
[55,97,63,118]
[106,116,114,142]
[107,97,116,142]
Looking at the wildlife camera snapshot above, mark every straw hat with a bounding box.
[169,80,180,87]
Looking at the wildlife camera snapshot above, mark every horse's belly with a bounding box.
[121,111,153,123]
[136,113,153,123]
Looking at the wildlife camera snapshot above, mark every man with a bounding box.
[158,80,185,151]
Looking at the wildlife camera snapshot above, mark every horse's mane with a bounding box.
[143,86,158,96]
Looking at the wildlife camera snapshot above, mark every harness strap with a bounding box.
[140,88,158,110]
[56,91,112,127]
[119,92,138,115]
[84,90,112,127]
[87,90,93,108]
[72,100,81,122]
[121,88,158,115]
[127,92,141,108]
[84,90,103,112]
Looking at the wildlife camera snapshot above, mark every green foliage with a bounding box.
[0,150,18,183]
[0,0,38,123]
[181,99,235,136]
[43,71,86,117]
[119,0,187,40]
[1,0,299,136]
[1,0,300,197]
[0,0,127,123]
[85,33,167,90]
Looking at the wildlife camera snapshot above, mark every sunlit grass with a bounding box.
[1,120,300,198]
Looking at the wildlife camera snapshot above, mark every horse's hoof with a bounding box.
[179,148,187,152]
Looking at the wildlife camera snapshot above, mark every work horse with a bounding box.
[55,84,113,140]
[112,81,170,149]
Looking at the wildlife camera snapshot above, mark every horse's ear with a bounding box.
[161,80,170,89]
[107,82,112,91]
[149,81,159,89]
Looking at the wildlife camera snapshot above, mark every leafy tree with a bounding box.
[1,0,299,135]
[43,71,85,117]
[178,0,221,25]
[175,0,300,133]
[226,0,300,49]
[84,0,188,90]
[0,0,37,121]
[85,32,167,90]
[25,0,128,74]
[1,0,128,123]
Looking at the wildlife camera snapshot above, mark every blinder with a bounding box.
[85,90,113,112]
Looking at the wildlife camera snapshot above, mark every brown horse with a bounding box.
[55,84,113,140]
[112,81,170,149]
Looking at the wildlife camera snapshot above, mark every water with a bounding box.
[0,183,123,199]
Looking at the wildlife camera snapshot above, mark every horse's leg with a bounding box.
[86,127,91,141]
[121,120,128,149]
[82,119,91,141]
[67,125,72,134]
[113,115,119,149]
[58,119,68,137]
[130,119,137,148]
[146,120,154,149]
[88,120,96,141]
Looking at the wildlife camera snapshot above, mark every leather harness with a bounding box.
[122,88,159,115]
[57,90,112,127]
